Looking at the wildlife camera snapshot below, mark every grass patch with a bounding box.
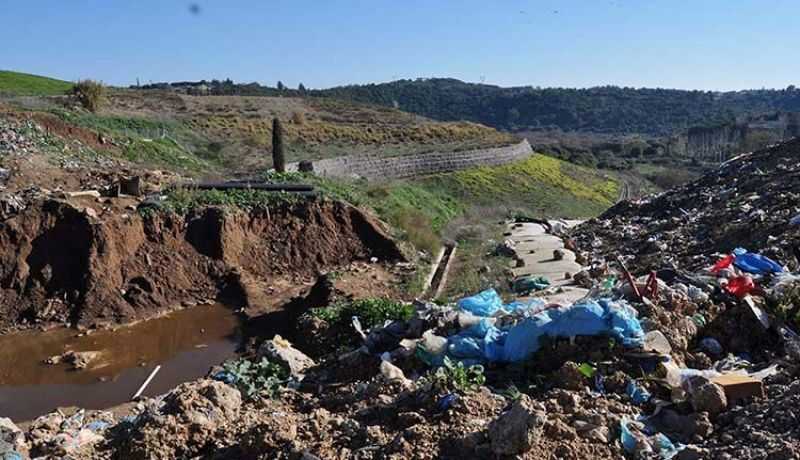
[421,153,619,219]
[0,70,73,96]
[56,111,177,136]
[123,138,209,171]
[151,187,304,215]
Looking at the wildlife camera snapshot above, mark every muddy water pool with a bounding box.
[0,304,241,421]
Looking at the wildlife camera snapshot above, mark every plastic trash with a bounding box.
[790,213,800,226]
[710,254,735,274]
[733,248,784,275]
[457,289,504,316]
[437,393,457,411]
[620,418,647,455]
[725,275,756,298]
[512,275,550,294]
[655,433,681,459]
[447,335,484,359]
[503,298,547,315]
[578,363,596,378]
[501,298,644,362]
[456,289,545,317]
[627,380,652,404]
[700,337,723,356]
[620,417,681,459]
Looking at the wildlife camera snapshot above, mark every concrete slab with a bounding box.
[508,222,585,288]
[524,287,590,306]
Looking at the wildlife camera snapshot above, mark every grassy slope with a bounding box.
[299,153,618,254]
[0,70,73,95]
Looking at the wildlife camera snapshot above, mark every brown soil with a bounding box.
[0,197,403,332]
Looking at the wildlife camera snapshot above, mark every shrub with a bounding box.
[291,111,306,125]
[70,79,107,112]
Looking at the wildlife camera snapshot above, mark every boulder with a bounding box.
[689,377,728,416]
[258,335,315,378]
[488,395,546,455]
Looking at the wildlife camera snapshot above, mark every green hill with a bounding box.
[0,70,73,96]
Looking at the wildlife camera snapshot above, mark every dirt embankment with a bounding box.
[0,198,403,332]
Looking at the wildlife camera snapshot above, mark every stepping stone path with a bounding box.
[507,220,589,305]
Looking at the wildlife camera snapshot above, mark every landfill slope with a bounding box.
[571,138,800,274]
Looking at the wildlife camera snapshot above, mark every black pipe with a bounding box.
[175,182,314,192]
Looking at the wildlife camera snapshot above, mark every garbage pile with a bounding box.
[4,140,800,459]
[571,138,800,275]
[0,118,50,156]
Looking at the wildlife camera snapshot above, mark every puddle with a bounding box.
[0,304,241,422]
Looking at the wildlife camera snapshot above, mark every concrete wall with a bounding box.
[288,140,533,180]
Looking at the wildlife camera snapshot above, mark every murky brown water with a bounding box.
[0,304,241,422]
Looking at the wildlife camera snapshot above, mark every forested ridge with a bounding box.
[315,78,800,135]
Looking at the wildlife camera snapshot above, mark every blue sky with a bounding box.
[2,0,798,90]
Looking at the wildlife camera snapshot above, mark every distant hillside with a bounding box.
[315,78,800,136]
[0,70,73,96]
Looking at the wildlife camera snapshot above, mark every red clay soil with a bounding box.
[0,197,403,332]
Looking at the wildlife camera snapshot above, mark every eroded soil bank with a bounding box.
[0,197,403,333]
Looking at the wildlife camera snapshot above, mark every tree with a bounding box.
[298,82,306,93]
[272,118,286,172]
[277,81,285,91]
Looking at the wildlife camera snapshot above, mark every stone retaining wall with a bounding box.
[287,140,533,180]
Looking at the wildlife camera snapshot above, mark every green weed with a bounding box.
[219,357,288,399]
[424,356,486,394]
[308,298,414,329]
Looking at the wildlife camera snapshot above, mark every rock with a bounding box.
[379,360,408,385]
[66,351,101,370]
[0,417,27,457]
[553,248,566,261]
[554,361,586,391]
[0,193,25,219]
[584,426,610,443]
[396,412,425,428]
[643,330,673,355]
[488,395,546,456]
[675,445,708,460]
[689,377,728,416]
[258,334,315,378]
[45,351,101,370]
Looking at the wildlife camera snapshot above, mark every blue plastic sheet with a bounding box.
[733,247,784,275]
[620,418,681,459]
[452,291,643,364]
[501,298,644,362]
[457,289,546,317]
[457,289,504,316]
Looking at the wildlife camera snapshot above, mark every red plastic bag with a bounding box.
[725,275,755,298]
[711,254,735,274]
